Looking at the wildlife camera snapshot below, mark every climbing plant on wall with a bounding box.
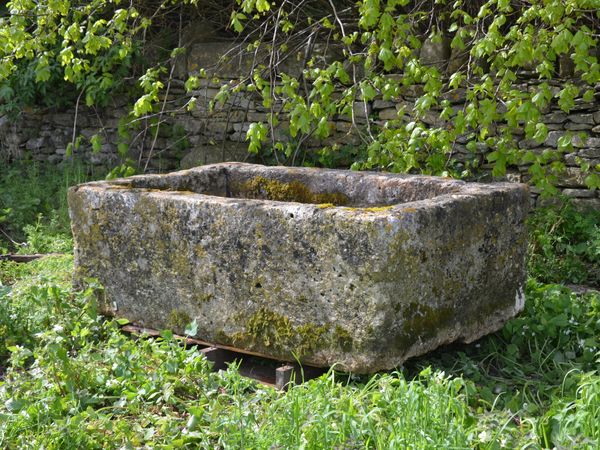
[0,0,598,195]
[0,0,143,116]
[0,0,200,167]
[228,0,600,195]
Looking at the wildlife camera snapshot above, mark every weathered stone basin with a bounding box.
[69,162,529,373]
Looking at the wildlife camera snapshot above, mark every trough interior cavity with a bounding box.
[119,165,465,207]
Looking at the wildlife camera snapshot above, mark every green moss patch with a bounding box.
[230,307,330,357]
[239,176,349,206]
[167,309,192,331]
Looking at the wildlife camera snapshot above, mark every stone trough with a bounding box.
[69,162,529,373]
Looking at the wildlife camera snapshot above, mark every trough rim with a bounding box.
[71,162,529,216]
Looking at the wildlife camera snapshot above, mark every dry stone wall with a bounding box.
[1,39,599,210]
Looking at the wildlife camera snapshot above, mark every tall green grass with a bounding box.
[528,203,600,287]
[0,162,103,253]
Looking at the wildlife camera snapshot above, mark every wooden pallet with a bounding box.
[121,324,326,390]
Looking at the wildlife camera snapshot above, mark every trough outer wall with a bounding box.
[68,166,529,373]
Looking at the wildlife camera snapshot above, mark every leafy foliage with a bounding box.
[228,0,599,195]
[0,0,148,117]
[528,203,600,286]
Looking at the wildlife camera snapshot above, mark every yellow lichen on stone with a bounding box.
[296,323,329,356]
[107,183,133,190]
[194,244,207,258]
[168,245,192,278]
[333,325,354,351]
[345,205,394,213]
[196,292,213,303]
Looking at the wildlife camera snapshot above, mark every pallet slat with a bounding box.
[120,324,325,389]
[0,253,65,263]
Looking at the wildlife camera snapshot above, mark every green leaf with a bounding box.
[117,143,129,158]
[185,76,200,92]
[378,46,394,69]
[582,89,594,103]
[184,319,198,337]
[360,82,378,101]
[533,123,548,143]
[231,12,246,33]
[133,94,154,117]
[584,173,600,190]
[90,134,102,153]
[557,84,580,113]
[246,122,267,153]
[4,398,26,413]
[359,0,381,29]
[159,329,174,340]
